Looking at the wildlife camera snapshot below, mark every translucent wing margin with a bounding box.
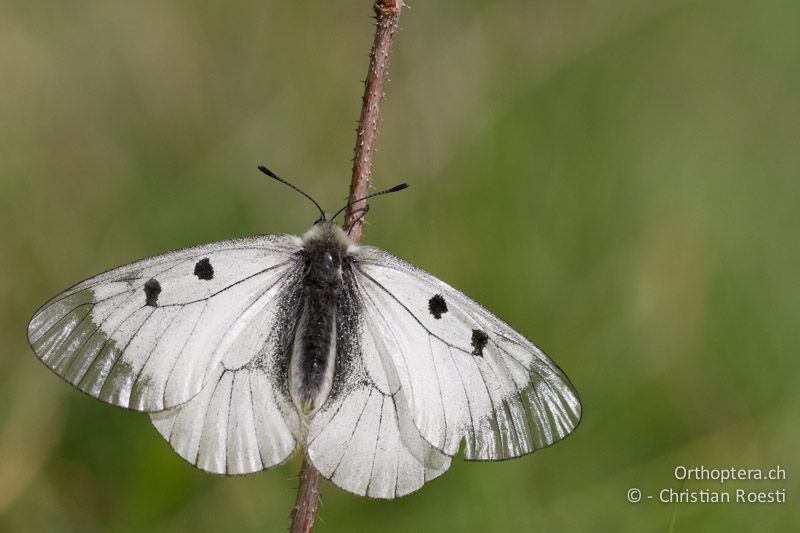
[27,234,302,413]
[351,246,581,461]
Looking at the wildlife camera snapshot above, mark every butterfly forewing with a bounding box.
[350,246,582,461]
[27,234,303,412]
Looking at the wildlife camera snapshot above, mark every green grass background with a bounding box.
[1,0,798,531]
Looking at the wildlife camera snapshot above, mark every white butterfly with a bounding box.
[27,168,581,498]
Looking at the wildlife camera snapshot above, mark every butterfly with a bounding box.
[27,166,581,499]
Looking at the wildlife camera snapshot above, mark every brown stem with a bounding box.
[290,454,322,533]
[289,2,404,532]
[345,0,405,244]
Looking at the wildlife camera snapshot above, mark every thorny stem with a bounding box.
[290,455,322,533]
[289,2,404,532]
[344,0,405,244]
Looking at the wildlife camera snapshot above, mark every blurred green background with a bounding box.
[1,0,798,531]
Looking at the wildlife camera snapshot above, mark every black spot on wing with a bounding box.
[428,294,448,319]
[471,329,489,356]
[194,257,214,280]
[144,279,161,307]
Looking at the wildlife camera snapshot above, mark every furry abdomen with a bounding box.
[289,223,349,414]
[291,293,338,412]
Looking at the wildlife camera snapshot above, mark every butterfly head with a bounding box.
[302,219,353,248]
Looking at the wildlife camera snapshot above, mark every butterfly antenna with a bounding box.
[331,183,409,222]
[346,205,370,235]
[258,165,326,221]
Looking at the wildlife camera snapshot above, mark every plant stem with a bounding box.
[290,455,322,533]
[289,2,404,532]
[345,0,405,244]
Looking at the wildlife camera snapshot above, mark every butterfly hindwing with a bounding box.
[305,278,451,498]
[27,234,303,413]
[150,261,305,474]
[350,246,582,461]
[307,385,451,498]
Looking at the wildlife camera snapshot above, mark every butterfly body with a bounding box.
[28,217,581,498]
[292,222,352,414]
